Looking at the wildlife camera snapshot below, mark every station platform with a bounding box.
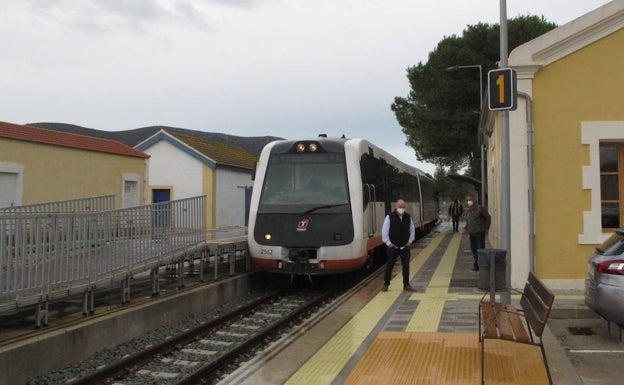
[225,221,589,385]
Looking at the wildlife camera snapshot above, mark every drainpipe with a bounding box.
[517,91,535,272]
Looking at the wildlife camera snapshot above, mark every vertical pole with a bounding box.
[478,66,486,207]
[489,253,496,303]
[500,0,511,304]
[481,145,486,205]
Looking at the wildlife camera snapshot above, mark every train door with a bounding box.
[416,174,425,228]
[244,186,252,226]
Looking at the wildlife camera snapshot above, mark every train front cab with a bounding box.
[249,139,368,275]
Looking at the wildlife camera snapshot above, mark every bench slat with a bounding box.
[480,272,555,385]
[521,278,554,338]
[522,297,548,337]
[495,304,515,340]
[528,271,556,306]
[483,302,531,343]
[481,302,498,338]
[506,305,531,342]
[522,284,549,321]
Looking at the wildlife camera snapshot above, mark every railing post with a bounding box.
[35,296,49,328]
[121,275,131,305]
[151,267,160,296]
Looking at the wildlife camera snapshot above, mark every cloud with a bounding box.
[1,0,611,174]
[18,0,255,33]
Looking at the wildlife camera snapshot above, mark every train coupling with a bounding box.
[286,248,323,273]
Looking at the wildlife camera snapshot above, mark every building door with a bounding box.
[0,172,18,208]
[123,180,139,208]
[152,189,171,228]
[153,189,171,204]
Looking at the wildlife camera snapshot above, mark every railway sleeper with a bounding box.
[137,369,180,379]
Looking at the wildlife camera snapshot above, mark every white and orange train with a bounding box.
[248,137,439,275]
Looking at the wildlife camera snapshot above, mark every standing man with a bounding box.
[448,198,463,233]
[381,199,417,292]
[464,193,491,271]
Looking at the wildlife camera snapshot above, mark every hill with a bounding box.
[27,122,282,156]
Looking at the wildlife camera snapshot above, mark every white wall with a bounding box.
[216,167,253,228]
[145,141,204,200]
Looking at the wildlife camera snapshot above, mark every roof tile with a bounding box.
[0,121,149,158]
[170,132,257,169]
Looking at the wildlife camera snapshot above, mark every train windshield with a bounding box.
[258,152,350,213]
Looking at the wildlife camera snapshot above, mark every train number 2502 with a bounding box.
[260,249,273,255]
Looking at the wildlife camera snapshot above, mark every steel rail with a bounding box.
[68,290,288,385]
[173,290,334,385]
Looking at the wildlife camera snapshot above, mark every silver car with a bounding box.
[585,228,624,325]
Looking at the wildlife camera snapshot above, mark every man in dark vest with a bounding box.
[381,199,417,292]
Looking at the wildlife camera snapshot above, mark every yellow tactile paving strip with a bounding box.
[342,332,549,385]
[284,233,445,385]
[285,230,556,384]
[406,233,461,331]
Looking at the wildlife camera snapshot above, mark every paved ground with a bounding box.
[548,303,623,385]
[221,221,623,385]
[438,220,624,385]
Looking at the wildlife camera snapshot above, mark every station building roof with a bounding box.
[136,129,258,170]
[0,121,149,159]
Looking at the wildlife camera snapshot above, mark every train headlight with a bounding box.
[308,143,318,152]
[296,143,306,152]
[264,233,272,240]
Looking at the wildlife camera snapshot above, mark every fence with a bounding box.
[0,195,115,214]
[0,196,212,317]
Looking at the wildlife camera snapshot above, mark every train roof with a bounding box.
[262,137,431,178]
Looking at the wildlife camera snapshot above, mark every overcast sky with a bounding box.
[0,0,612,173]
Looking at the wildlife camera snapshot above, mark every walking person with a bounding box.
[463,194,491,271]
[381,199,417,292]
[448,198,463,233]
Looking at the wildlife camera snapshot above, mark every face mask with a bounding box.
[467,200,474,207]
[396,208,405,215]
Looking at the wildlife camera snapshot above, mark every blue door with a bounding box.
[153,189,170,204]
[152,189,171,228]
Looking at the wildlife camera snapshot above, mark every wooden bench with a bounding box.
[478,271,556,385]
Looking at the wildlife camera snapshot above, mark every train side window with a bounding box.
[360,153,378,183]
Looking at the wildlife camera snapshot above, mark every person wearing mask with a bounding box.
[448,198,463,233]
[381,199,417,292]
[464,194,491,271]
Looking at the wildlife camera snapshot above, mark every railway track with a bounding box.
[66,288,333,385]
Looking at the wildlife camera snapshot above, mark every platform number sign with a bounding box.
[488,68,517,111]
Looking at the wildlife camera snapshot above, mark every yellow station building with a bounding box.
[484,1,624,289]
[0,121,149,209]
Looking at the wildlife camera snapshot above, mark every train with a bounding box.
[247,136,439,275]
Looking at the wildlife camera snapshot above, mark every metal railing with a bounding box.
[0,196,212,315]
[0,195,115,214]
